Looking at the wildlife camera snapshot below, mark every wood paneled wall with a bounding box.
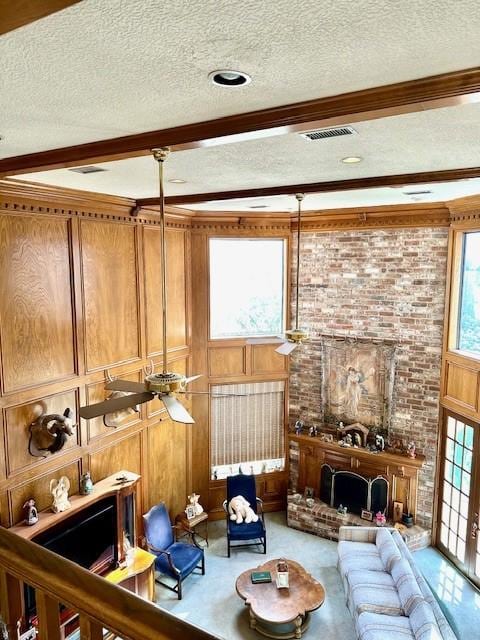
[0,183,192,528]
[440,206,480,421]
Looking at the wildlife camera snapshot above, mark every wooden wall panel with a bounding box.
[86,370,142,442]
[208,346,246,377]
[0,215,75,392]
[444,361,479,412]
[88,432,142,484]
[147,419,188,519]
[81,221,140,371]
[251,345,288,375]
[5,389,79,476]
[8,460,81,526]
[144,228,187,355]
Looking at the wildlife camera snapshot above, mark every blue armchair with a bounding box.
[143,502,205,599]
[223,474,266,557]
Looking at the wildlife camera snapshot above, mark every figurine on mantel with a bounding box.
[50,475,71,513]
[407,441,416,458]
[23,498,38,526]
[294,420,304,435]
[80,471,93,496]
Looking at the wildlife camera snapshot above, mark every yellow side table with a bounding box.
[105,547,156,602]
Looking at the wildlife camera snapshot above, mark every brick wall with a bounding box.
[289,227,449,529]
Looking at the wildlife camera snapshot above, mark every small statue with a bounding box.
[375,434,385,451]
[336,504,347,516]
[294,420,303,435]
[261,462,267,473]
[23,498,39,526]
[187,492,204,516]
[407,441,416,458]
[79,471,93,496]
[353,432,362,448]
[345,433,353,446]
[213,469,218,480]
[50,475,71,513]
[29,406,76,458]
[308,425,318,437]
[250,465,254,475]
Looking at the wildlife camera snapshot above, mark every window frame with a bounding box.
[446,227,480,362]
[207,236,288,341]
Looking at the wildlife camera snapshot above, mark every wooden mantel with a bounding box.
[9,471,140,541]
[290,434,425,519]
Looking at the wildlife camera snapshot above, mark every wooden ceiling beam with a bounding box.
[133,167,480,207]
[1,67,480,177]
[0,0,81,36]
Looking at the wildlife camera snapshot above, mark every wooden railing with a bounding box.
[0,526,224,640]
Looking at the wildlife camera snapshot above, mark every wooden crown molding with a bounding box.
[447,194,480,227]
[1,67,480,176]
[152,167,480,207]
[0,179,193,228]
[0,0,81,36]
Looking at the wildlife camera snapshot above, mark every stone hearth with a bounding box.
[287,494,431,551]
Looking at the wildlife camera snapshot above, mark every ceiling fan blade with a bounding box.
[79,392,154,420]
[162,394,195,424]
[275,341,298,356]
[104,379,147,393]
[246,337,284,345]
[183,374,202,385]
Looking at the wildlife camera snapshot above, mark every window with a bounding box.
[209,238,285,339]
[458,231,480,356]
[210,381,285,479]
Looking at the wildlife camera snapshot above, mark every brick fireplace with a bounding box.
[287,434,430,549]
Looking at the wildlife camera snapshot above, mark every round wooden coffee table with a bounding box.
[235,559,325,639]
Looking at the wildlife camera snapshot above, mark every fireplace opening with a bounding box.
[333,471,368,515]
[320,464,388,516]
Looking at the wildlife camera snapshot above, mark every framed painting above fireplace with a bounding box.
[321,336,396,431]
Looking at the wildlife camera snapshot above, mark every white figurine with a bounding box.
[50,475,71,513]
[187,492,204,515]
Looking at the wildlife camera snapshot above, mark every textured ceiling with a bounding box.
[14,103,480,206]
[2,0,480,158]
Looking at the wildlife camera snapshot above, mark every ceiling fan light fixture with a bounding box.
[208,69,251,87]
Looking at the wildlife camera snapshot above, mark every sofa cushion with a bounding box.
[338,540,379,560]
[409,601,442,640]
[351,582,403,617]
[376,527,402,571]
[357,611,414,640]
[391,558,424,615]
[348,569,395,589]
[339,552,385,579]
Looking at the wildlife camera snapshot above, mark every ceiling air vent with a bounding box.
[300,126,357,141]
[403,190,432,196]
[68,166,107,174]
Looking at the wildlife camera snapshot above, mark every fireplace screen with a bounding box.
[320,464,388,515]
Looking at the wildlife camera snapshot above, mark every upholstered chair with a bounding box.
[223,474,266,557]
[143,502,204,599]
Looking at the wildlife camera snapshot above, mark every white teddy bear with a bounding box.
[228,495,258,524]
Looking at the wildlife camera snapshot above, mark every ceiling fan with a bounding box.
[79,148,240,425]
[247,193,309,356]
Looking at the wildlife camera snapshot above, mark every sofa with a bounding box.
[337,526,457,640]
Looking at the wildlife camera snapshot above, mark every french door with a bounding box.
[437,411,480,586]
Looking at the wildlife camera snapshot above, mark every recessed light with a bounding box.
[168,178,187,184]
[208,69,251,87]
[341,156,363,164]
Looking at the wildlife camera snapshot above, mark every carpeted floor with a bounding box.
[155,512,480,639]
[156,511,356,640]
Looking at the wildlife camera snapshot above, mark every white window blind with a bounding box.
[211,381,285,477]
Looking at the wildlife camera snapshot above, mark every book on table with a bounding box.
[251,570,272,584]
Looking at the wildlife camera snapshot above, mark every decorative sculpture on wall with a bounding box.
[50,475,71,513]
[29,406,75,458]
[321,336,396,431]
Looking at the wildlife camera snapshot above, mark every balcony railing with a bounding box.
[0,526,223,640]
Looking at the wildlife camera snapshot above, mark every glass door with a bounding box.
[438,412,480,585]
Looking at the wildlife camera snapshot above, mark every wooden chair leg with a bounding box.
[177,579,182,600]
[201,555,205,575]
[263,538,267,554]
[227,539,230,558]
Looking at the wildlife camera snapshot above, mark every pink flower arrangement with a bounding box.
[375,511,386,526]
